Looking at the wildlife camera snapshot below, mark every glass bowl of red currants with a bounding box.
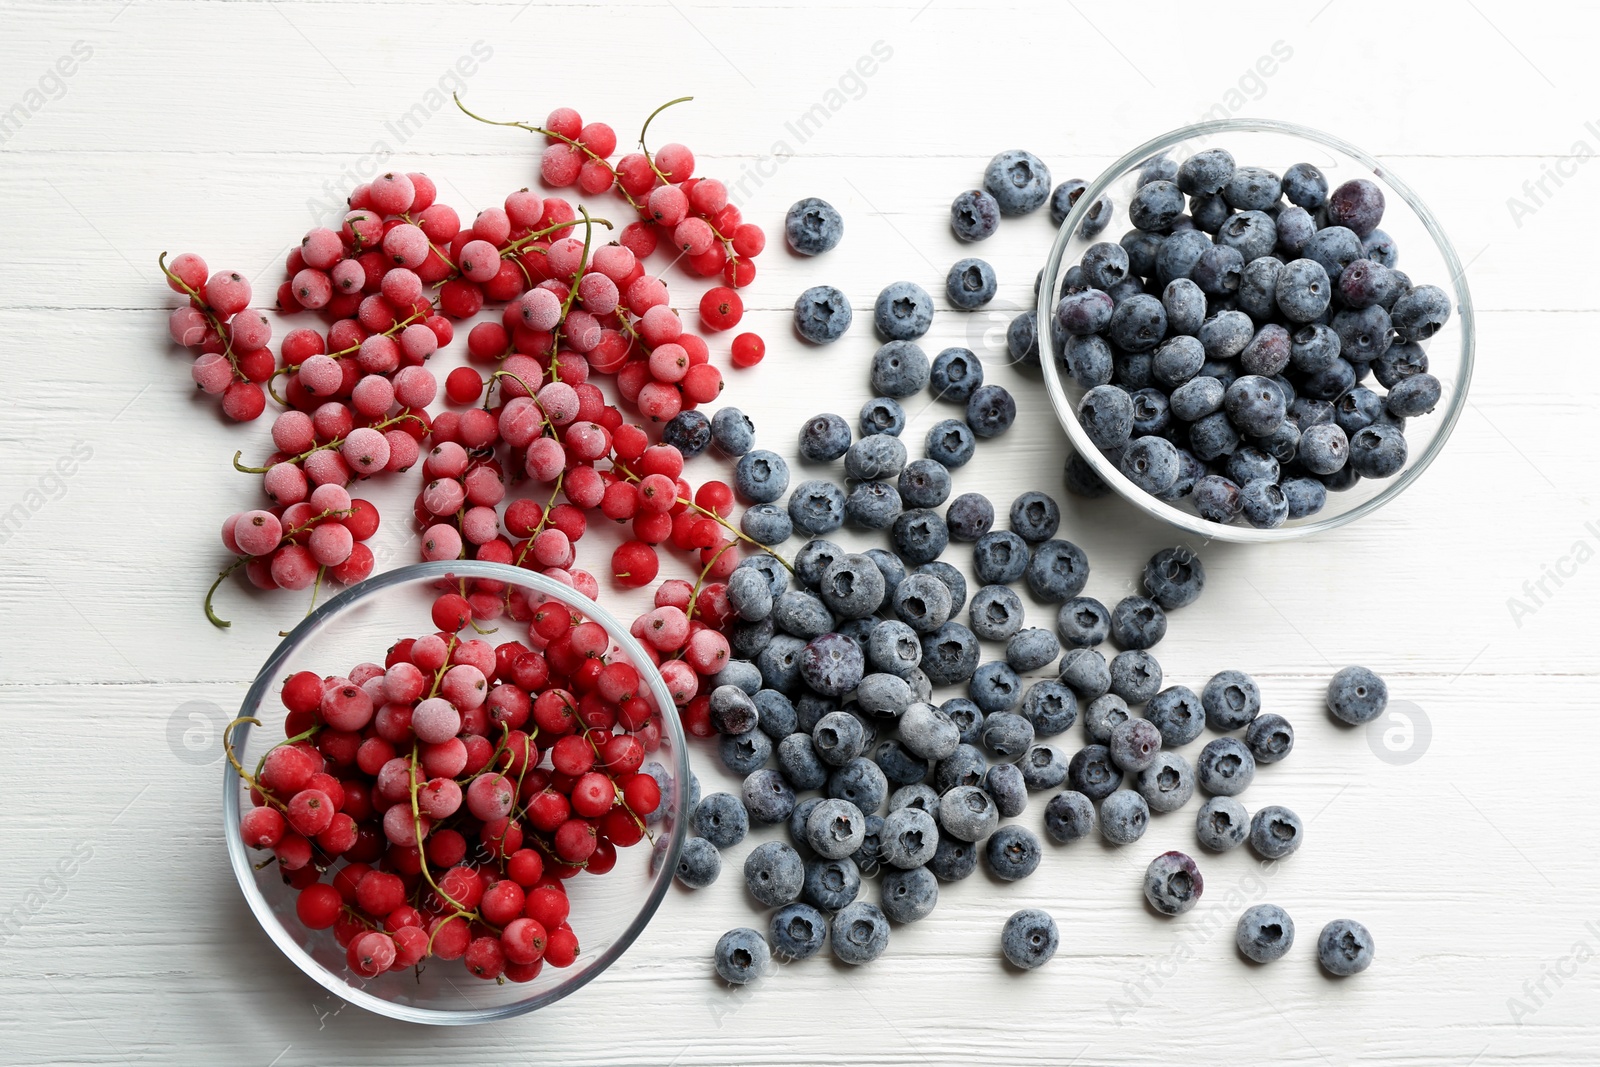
[1038,118,1475,542]
[223,560,689,1024]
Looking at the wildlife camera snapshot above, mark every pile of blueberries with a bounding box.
[1045,149,1450,527]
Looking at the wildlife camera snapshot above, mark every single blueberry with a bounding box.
[1043,790,1097,843]
[676,836,721,889]
[1317,919,1376,976]
[735,449,791,504]
[1099,789,1150,845]
[1249,804,1304,860]
[984,149,1052,215]
[1196,737,1255,797]
[1201,669,1262,732]
[984,824,1043,881]
[794,285,852,344]
[1135,751,1195,813]
[803,856,862,912]
[787,479,847,536]
[1237,903,1296,964]
[946,257,999,310]
[744,840,805,907]
[798,412,852,462]
[951,188,1001,242]
[1144,850,1204,916]
[1067,743,1121,802]
[1001,908,1060,969]
[1196,795,1249,852]
[1326,665,1388,725]
[769,903,828,961]
[859,396,906,438]
[874,281,934,341]
[691,792,749,850]
[714,927,770,985]
[785,197,844,255]
[871,340,932,398]
[881,865,939,923]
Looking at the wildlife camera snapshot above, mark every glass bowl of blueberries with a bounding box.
[222,560,690,1023]
[1037,118,1474,541]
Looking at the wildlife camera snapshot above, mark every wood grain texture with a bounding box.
[1,0,1597,1064]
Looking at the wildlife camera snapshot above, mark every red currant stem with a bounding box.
[234,411,423,473]
[158,251,244,383]
[345,210,380,256]
[205,557,249,629]
[637,96,694,186]
[462,721,518,788]
[546,207,601,374]
[221,716,272,800]
[612,462,794,572]
[406,742,480,918]
[252,722,323,786]
[510,471,565,569]
[397,211,461,274]
[683,539,738,627]
[451,94,650,214]
[425,635,460,700]
[481,370,555,439]
[325,309,427,361]
[498,214,613,260]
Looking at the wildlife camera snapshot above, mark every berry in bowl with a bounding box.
[1039,119,1474,541]
[223,560,689,1024]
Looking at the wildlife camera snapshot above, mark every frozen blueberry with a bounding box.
[1177,148,1234,196]
[1145,687,1203,748]
[773,590,834,641]
[1007,492,1060,543]
[898,459,952,510]
[1119,435,1181,495]
[806,798,867,860]
[1326,177,1384,237]
[891,508,949,565]
[1023,539,1089,604]
[966,384,1017,438]
[1130,388,1172,438]
[1083,693,1131,745]
[1239,258,1286,322]
[934,745,988,796]
[1196,737,1255,796]
[1238,479,1288,529]
[1063,334,1114,388]
[661,409,711,458]
[881,807,939,869]
[889,782,940,818]
[864,548,907,599]
[1276,206,1316,257]
[1281,475,1327,520]
[1142,547,1205,610]
[1020,744,1069,791]
[1057,289,1115,337]
[1007,311,1041,366]
[1224,375,1287,438]
[941,495,995,547]
[874,739,931,787]
[735,449,791,505]
[1155,228,1212,285]
[798,412,851,462]
[1160,277,1205,334]
[860,397,906,438]
[941,698,985,746]
[1331,305,1393,363]
[769,902,828,961]
[865,620,921,678]
[787,479,847,536]
[1347,423,1407,479]
[1317,919,1375,976]
[1221,164,1280,211]
[1058,647,1111,700]
[1135,751,1195,813]
[785,197,844,255]
[1067,743,1121,802]
[777,733,829,792]
[929,346,984,403]
[1249,804,1303,860]
[1064,451,1111,499]
[1302,226,1364,284]
[1080,240,1130,289]
[828,757,889,814]
[1233,903,1295,964]
[831,901,891,965]
[743,765,797,824]
[1113,652,1164,710]
[1281,162,1327,209]
[1387,373,1441,418]
[1191,244,1244,297]
[1001,908,1059,970]
[713,658,765,696]
[917,561,967,615]
[1006,628,1060,674]
[972,531,1028,585]
[713,684,761,735]
[691,792,749,850]
[813,710,867,768]
[1391,284,1451,343]
[870,340,931,398]
[794,285,853,344]
[984,762,1029,815]
[1274,257,1332,324]
[742,840,805,908]
[927,834,979,881]
[947,258,998,309]
[1044,790,1096,844]
[856,673,914,720]
[951,188,1001,242]
[803,855,861,912]
[924,419,977,469]
[1109,718,1163,773]
[720,729,772,775]
[1110,596,1166,651]
[880,865,939,924]
[1099,789,1150,845]
[985,825,1042,882]
[1109,293,1168,354]
[935,783,997,842]
[1057,597,1110,648]
[815,554,884,621]
[1326,665,1388,725]
[1202,670,1261,732]
[1245,713,1295,764]
[844,481,902,532]
[874,281,934,341]
[892,703,956,763]
[798,632,865,698]
[921,622,981,686]
[1130,179,1185,232]
[1022,679,1077,737]
[971,665,1025,718]
[1298,422,1349,476]
[1215,210,1277,262]
[676,835,722,889]
[742,502,793,545]
[984,149,1052,215]
[728,570,774,625]
[714,927,770,985]
[1189,413,1241,464]
[1195,795,1249,852]
[1144,850,1203,916]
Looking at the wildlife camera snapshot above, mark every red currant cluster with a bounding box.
[163,254,273,422]
[164,97,775,629]
[229,597,666,983]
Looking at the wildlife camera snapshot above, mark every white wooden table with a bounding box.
[1,1,1595,1063]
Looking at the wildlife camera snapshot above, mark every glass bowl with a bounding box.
[1038,118,1475,542]
[222,560,689,1025]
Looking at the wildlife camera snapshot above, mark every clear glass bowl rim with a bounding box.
[221,559,691,1025]
[1037,117,1477,543]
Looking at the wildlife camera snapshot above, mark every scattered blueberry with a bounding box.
[1236,904,1295,963]
[785,197,844,255]
[1195,795,1249,852]
[793,285,852,344]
